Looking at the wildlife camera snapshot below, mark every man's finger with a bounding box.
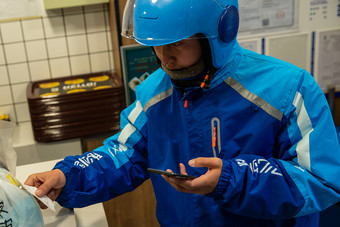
[37,200,48,209]
[24,176,34,186]
[179,163,188,175]
[24,174,44,188]
[189,157,222,169]
[36,180,54,197]
[161,175,190,193]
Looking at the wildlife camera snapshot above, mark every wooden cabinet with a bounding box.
[103,179,159,227]
[43,0,109,10]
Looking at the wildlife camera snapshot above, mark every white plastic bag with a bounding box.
[0,121,17,176]
[0,168,44,227]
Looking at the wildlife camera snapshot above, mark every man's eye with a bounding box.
[172,42,182,47]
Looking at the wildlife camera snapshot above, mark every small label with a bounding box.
[6,174,18,186]
[23,185,56,212]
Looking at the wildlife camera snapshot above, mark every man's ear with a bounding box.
[151,47,162,66]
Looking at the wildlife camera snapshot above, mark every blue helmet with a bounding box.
[122,0,239,69]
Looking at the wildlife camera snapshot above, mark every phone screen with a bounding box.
[147,168,196,180]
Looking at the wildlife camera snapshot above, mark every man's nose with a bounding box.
[158,45,174,65]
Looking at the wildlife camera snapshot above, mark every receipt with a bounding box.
[23,185,56,211]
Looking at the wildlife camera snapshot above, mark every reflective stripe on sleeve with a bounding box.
[293,91,313,171]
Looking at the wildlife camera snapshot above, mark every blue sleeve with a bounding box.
[209,71,340,218]
[54,100,149,208]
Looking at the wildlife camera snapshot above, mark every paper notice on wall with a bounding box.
[238,0,295,32]
[238,39,261,54]
[0,0,42,21]
[317,29,340,90]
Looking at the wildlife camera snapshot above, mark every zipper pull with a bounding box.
[211,117,220,157]
[184,100,188,108]
[212,126,217,148]
[200,74,210,89]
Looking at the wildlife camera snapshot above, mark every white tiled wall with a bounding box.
[0,4,114,146]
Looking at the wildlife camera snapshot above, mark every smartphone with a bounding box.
[147,168,196,180]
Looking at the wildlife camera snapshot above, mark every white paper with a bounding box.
[23,185,56,212]
[0,0,42,21]
[238,40,261,53]
[239,0,294,32]
[317,30,340,90]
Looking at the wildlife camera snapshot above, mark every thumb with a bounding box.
[36,181,53,197]
[189,157,222,169]
[35,170,61,197]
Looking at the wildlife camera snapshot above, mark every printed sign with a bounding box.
[121,45,159,105]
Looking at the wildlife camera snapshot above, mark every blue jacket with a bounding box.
[55,43,340,226]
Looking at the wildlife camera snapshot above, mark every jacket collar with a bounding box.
[208,41,242,90]
[169,41,242,100]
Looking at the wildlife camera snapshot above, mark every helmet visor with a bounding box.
[121,0,218,46]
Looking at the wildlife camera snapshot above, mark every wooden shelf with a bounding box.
[44,0,109,10]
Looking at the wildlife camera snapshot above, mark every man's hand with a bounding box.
[162,157,223,195]
[24,169,66,209]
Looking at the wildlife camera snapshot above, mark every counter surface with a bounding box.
[16,159,108,227]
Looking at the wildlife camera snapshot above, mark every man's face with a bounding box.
[153,38,202,70]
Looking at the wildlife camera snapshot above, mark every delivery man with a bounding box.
[26,0,340,226]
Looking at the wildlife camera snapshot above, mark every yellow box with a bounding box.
[43,0,109,10]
